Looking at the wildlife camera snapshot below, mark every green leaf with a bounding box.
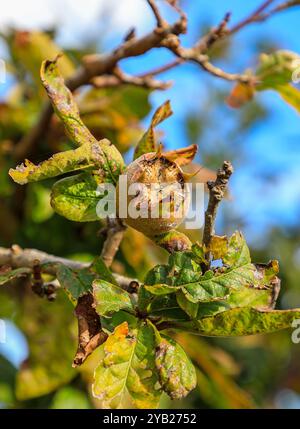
[56,265,95,301]
[10,58,125,186]
[134,100,172,159]
[183,307,300,336]
[223,231,251,266]
[273,84,300,114]
[92,321,161,409]
[208,235,228,260]
[254,51,300,114]
[144,264,169,285]
[153,328,197,400]
[256,50,300,90]
[91,256,118,286]
[55,255,117,301]
[181,232,255,303]
[176,290,199,319]
[144,231,280,321]
[144,250,230,303]
[191,242,207,264]
[144,284,181,296]
[9,138,124,185]
[0,267,31,285]
[181,270,230,303]
[101,311,139,332]
[41,58,96,146]
[138,287,189,322]
[50,172,103,222]
[93,280,134,317]
[177,260,279,319]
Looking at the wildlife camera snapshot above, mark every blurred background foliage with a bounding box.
[0,0,300,409]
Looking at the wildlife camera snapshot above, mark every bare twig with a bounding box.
[14,0,299,160]
[138,58,184,77]
[123,27,136,42]
[100,217,127,268]
[196,12,231,53]
[14,7,186,160]
[229,0,300,34]
[202,161,233,269]
[0,241,138,365]
[255,0,300,21]
[230,0,276,34]
[165,44,251,82]
[91,69,171,90]
[0,245,137,289]
[147,0,167,27]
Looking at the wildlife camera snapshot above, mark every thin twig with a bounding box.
[255,0,300,22]
[14,7,186,160]
[91,69,171,90]
[138,58,184,77]
[14,0,298,160]
[100,217,127,268]
[196,12,231,53]
[202,161,233,269]
[147,0,167,27]
[230,0,275,34]
[166,46,251,82]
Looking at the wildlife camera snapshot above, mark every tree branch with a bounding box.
[91,68,171,90]
[0,244,141,366]
[230,0,276,34]
[14,0,299,160]
[0,245,137,289]
[14,3,186,160]
[195,12,231,53]
[100,217,127,268]
[229,0,300,34]
[202,161,233,269]
[147,0,167,27]
[138,57,184,77]
[255,0,300,21]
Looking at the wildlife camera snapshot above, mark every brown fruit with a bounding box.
[117,152,190,237]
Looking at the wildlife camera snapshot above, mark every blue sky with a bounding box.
[0,0,300,380]
[0,0,299,247]
[119,0,300,245]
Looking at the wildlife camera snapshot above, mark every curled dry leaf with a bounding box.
[226,82,255,109]
[134,100,172,160]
